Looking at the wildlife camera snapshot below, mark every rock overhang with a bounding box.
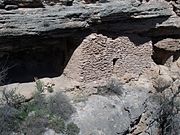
[0,0,178,37]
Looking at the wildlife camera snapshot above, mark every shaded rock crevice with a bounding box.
[151,46,180,65]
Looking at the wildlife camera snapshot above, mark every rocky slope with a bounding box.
[0,0,179,135]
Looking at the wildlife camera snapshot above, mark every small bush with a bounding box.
[66,122,80,135]
[0,76,79,135]
[97,78,123,96]
[1,88,25,108]
[106,79,124,95]
[20,115,49,135]
[0,89,27,134]
[47,92,75,120]
[48,116,66,133]
[148,88,180,135]
[34,78,44,93]
[0,104,21,134]
[158,90,180,135]
[32,92,47,110]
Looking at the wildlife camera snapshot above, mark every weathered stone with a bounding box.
[153,74,173,92]
[154,38,180,51]
[170,57,180,80]
[150,65,173,93]
[64,34,153,82]
[172,113,180,135]
[73,95,131,135]
[159,65,171,75]
[0,0,178,37]
[72,86,149,135]
[5,5,18,10]
[172,0,180,16]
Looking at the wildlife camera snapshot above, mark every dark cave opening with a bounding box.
[0,34,85,85]
[4,46,64,84]
[151,46,180,65]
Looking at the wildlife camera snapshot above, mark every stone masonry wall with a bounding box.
[64,34,154,82]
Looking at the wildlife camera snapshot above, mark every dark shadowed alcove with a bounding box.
[0,31,89,84]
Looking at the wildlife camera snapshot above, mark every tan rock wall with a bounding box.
[154,38,180,52]
[64,34,154,82]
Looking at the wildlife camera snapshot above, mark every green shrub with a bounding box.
[149,88,180,135]
[0,104,21,134]
[158,90,180,135]
[35,78,44,93]
[97,78,123,95]
[1,88,25,108]
[66,122,80,135]
[20,115,49,135]
[0,89,26,134]
[0,80,79,135]
[47,92,75,120]
[48,116,66,133]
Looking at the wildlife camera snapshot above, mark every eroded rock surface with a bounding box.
[0,0,179,36]
[154,38,180,51]
[70,82,149,135]
[64,34,154,82]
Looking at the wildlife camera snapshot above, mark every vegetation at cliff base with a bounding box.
[0,79,79,135]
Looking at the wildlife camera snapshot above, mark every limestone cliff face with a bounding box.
[0,0,179,83]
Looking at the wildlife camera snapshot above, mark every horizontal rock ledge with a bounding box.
[0,0,179,37]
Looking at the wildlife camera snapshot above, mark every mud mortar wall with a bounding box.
[64,34,154,82]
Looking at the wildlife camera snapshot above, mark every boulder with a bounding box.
[153,74,173,92]
[5,4,18,10]
[154,38,180,52]
[172,0,180,16]
[72,86,149,135]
